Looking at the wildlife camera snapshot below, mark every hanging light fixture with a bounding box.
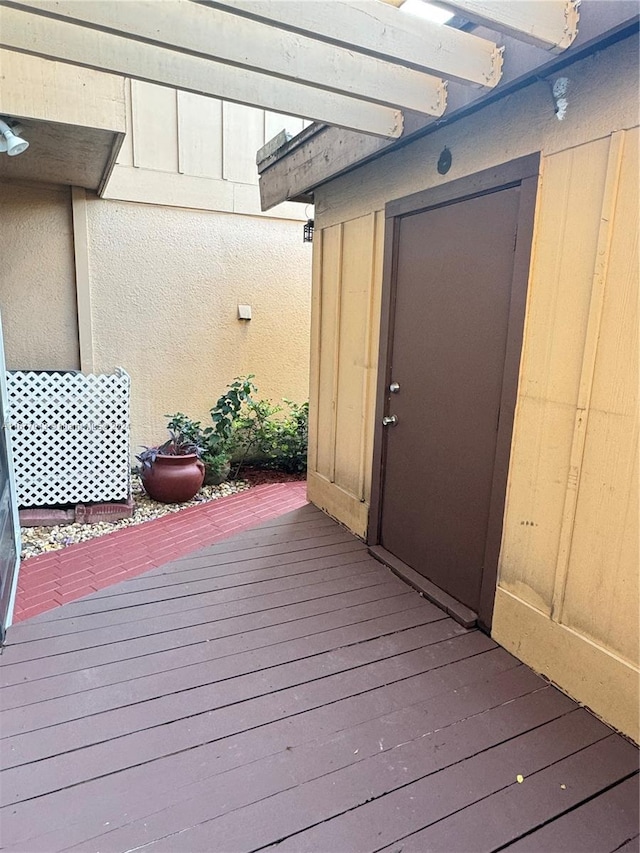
[303,218,314,243]
[0,117,29,156]
[303,204,314,243]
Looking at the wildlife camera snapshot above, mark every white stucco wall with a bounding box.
[86,197,311,450]
[0,181,80,371]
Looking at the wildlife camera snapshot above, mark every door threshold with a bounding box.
[368,545,478,629]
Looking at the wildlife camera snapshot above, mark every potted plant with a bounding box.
[136,430,205,503]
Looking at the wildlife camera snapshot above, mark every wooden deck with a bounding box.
[1,504,638,852]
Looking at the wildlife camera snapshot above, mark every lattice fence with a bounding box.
[6,369,131,508]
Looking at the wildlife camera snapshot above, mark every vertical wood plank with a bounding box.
[499,138,610,612]
[366,210,386,500]
[177,92,223,179]
[315,225,342,480]
[131,81,178,173]
[307,228,323,475]
[222,103,264,184]
[356,214,376,502]
[328,224,344,484]
[551,131,626,622]
[560,128,639,662]
[334,216,374,495]
[358,212,385,503]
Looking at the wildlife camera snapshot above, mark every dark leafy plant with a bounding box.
[136,429,203,472]
[165,413,203,447]
[135,446,160,472]
[209,375,257,445]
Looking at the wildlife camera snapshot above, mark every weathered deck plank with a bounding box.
[1,506,637,853]
[2,591,424,709]
[0,579,406,686]
[3,645,515,849]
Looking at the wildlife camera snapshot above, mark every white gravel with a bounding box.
[20,475,251,561]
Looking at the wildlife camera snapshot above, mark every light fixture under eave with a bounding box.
[0,118,29,156]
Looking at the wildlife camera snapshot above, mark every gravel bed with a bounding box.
[20,475,251,561]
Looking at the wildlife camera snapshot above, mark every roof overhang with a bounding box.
[0,0,589,147]
[0,50,125,192]
[258,0,639,209]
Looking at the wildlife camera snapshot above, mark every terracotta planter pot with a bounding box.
[142,453,205,503]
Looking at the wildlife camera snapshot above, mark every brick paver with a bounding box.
[14,481,308,622]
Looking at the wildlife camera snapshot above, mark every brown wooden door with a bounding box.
[378,180,534,626]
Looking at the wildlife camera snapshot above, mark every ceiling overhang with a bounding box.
[0,0,635,203]
[0,49,125,191]
[0,0,582,141]
[257,1,639,209]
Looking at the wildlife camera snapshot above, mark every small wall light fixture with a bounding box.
[0,117,29,156]
[552,77,569,121]
[303,218,314,243]
[539,76,570,121]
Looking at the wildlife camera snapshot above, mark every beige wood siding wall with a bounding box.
[308,213,384,537]
[308,36,638,740]
[493,128,639,742]
[104,80,309,219]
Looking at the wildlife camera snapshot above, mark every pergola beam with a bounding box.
[8,0,447,117]
[437,0,580,51]
[200,0,504,88]
[0,4,404,138]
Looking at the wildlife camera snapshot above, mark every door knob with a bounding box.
[389,382,400,394]
[382,415,398,427]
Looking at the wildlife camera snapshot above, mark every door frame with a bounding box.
[368,153,540,631]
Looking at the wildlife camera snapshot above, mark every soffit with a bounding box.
[0,119,122,191]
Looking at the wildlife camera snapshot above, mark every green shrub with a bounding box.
[233,398,308,473]
[166,376,308,478]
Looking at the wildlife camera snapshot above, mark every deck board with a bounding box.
[492,774,639,853]
[2,591,424,709]
[0,580,407,686]
[1,505,637,852]
[2,646,515,849]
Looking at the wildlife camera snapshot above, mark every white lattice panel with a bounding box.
[6,369,131,508]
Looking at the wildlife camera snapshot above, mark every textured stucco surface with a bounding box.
[86,198,311,450]
[0,181,80,370]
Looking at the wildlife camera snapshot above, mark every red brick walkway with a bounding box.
[14,481,308,623]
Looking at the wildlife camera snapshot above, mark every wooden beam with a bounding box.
[12,0,447,116]
[258,1,639,208]
[0,5,404,138]
[201,0,504,88]
[438,0,580,51]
